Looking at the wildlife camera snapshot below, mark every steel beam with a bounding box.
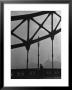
[27,50,29,69]
[30,28,61,44]
[30,13,51,40]
[12,32,27,43]
[11,19,26,33]
[54,11,61,18]
[11,43,26,49]
[38,37,40,69]
[54,16,61,31]
[31,18,50,34]
[11,11,53,21]
[26,19,30,69]
[11,28,61,49]
[51,13,54,69]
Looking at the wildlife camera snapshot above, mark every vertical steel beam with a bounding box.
[52,39,53,69]
[27,50,29,69]
[51,13,54,70]
[26,19,30,69]
[38,36,40,69]
[27,19,30,41]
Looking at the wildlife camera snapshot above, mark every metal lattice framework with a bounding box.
[11,11,61,69]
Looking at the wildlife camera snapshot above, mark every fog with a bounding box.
[11,11,61,69]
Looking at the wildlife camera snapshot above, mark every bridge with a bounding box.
[11,11,61,79]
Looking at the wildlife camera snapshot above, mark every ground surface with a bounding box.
[11,69,61,79]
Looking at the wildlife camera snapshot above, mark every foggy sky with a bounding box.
[11,11,61,69]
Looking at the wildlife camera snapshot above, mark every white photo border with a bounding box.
[4,4,69,87]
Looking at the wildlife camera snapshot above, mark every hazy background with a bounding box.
[11,11,61,69]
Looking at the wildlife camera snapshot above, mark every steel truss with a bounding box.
[11,11,61,69]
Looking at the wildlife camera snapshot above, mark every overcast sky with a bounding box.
[11,11,61,69]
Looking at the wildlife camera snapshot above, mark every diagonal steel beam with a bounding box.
[11,28,61,49]
[54,16,61,31]
[11,11,53,21]
[11,11,61,50]
[11,19,26,33]
[30,13,51,40]
[11,43,26,49]
[30,28,61,44]
[12,32,27,43]
[54,11,61,18]
[31,18,50,33]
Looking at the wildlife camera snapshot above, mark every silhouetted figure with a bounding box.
[40,64,43,70]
